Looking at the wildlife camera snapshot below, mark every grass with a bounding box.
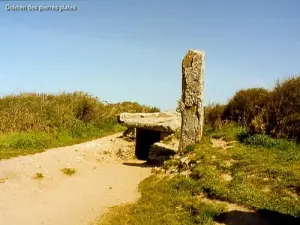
[0,92,159,160]
[185,136,300,216]
[61,168,76,176]
[97,123,300,224]
[98,175,227,225]
[103,150,111,155]
[239,135,300,163]
[204,122,246,142]
[33,173,44,180]
[174,124,300,217]
[0,125,124,160]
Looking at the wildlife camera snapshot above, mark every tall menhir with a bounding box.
[179,50,205,153]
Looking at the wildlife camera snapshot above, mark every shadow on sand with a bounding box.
[122,162,153,168]
[215,209,300,225]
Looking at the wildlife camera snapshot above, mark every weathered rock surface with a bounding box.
[147,142,178,165]
[179,49,205,153]
[121,127,136,142]
[117,112,181,133]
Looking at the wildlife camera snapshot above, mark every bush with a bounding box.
[281,113,300,141]
[265,76,300,142]
[241,134,298,151]
[0,92,159,134]
[222,88,269,127]
[0,92,160,159]
[204,104,226,130]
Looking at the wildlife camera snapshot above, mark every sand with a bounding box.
[0,133,151,225]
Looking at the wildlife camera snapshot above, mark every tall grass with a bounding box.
[0,91,159,159]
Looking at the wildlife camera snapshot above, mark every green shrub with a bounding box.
[249,110,267,134]
[241,134,299,151]
[265,76,300,141]
[222,88,269,126]
[61,168,76,176]
[0,92,159,159]
[33,173,44,180]
[204,104,226,130]
[281,113,300,141]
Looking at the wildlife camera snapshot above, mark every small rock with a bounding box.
[174,155,181,159]
[180,170,191,177]
[171,168,178,173]
[180,156,189,162]
[76,156,82,162]
[109,186,112,189]
[180,156,191,168]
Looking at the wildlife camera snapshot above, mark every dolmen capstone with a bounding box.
[117,112,181,161]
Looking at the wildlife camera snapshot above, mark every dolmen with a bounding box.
[117,112,181,162]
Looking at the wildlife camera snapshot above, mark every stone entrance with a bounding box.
[117,112,181,160]
[135,128,161,160]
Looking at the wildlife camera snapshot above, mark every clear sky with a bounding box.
[0,0,299,110]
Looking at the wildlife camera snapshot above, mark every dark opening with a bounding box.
[135,128,161,160]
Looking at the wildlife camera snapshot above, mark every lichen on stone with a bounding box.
[179,49,205,153]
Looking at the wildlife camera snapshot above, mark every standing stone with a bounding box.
[179,50,205,153]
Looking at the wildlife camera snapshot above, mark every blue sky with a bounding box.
[0,0,299,110]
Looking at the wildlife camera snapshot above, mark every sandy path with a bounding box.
[0,133,151,225]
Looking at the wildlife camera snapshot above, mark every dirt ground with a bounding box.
[0,133,151,225]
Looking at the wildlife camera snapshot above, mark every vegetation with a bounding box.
[97,123,300,224]
[0,91,159,160]
[61,168,76,176]
[222,88,269,126]
[2,76,300,224]
[265,76,300,141]
[195,124,300,216]
[98,175,226,225]
[98,75,300,224]
[220,76,300,142]
[179,76,300,143]
[33,172,44,180]
[204,103,226,130]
